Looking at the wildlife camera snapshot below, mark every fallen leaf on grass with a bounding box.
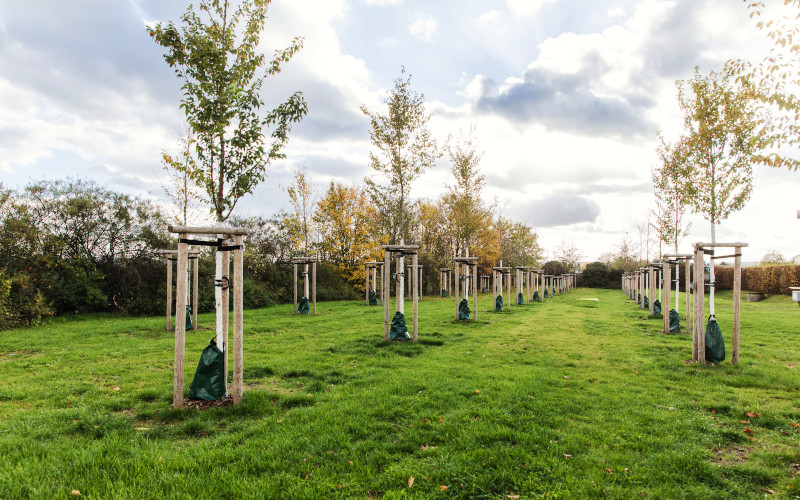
[421,418,430,423]
[475,390,480,394]
[563,454,572,458]
[741,420,750,424]
[746,411,755,418]
[744,428,754,434]
[790,423,799,428]
[420,444,436,451]
[440,485,448,491]
[347,460,353,465]
[112,387,120,391]
[605,468,613,474]
[563,376,570,379]
[711,410,716,414]
[157,456,163,463]
[71,490,81,496]
[408,476,414,487]
[507,494,520,499]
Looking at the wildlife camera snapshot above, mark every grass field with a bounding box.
[1,288,799,499]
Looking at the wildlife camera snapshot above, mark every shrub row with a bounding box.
[714,264,800,295]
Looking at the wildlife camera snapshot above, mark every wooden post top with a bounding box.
[694,242,748,249]
[454,257,479,263]
[365,261,384,266]
[515,266,531,270]
[662,253,694,260]
[168,225,249,236]
[160,249,200,255]
[382,244,420,255]
[292,256,318,264]
[406,264,423,269]
[439,267,452,272]
[492,266,511,271]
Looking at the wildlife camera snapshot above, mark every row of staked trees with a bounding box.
[281,70,542,295]
[0,0,546,328]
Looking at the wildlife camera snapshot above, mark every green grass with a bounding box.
[1,289,799,499]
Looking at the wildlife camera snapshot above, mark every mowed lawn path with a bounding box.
[1,288,799,498]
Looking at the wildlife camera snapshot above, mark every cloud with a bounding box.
[506,0,555,16]
[516,195,602,228]
[455,0,751,139]
[364,0,403,4]
[409,18,438,42]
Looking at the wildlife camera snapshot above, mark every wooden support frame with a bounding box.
[480,275,490,294]
[406,264,423,298]
[162,250,199,331]
[516,266,530,305]
[662,254,693,335]
[692,242,747,364]
[492,266,511,311]
[454,256,479,320]
[439,268,452,298]
[365,261,383,305]
[383,244,421,341]
[292,256,317,315]
[168,225,248,408]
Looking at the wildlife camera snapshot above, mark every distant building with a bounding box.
[793,255,800,265]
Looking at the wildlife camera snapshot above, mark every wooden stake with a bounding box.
[312,260,317,315]
[685,259,691,335]
[472,262,477,320]
[732,247,741,364]
[172,234,188,407]
[454,260,460,320]
[384,250,390,341]
[192,256,198,330]
[166,256,172,331]
[232,235,244,405]
[694,247,704,363]
[293,262,298,313]
[412,252,419,341]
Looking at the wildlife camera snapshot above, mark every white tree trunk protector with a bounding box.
[465,248,470,300]
[304,263,309,298]
[215,244,223,347]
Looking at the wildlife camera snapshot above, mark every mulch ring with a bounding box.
[182,396,234,410]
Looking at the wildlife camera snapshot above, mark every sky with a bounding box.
[1,0,798,264]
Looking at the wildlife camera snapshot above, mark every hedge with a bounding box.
[714,265,800,295]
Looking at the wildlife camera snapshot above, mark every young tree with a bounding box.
[149,0,307,222]
[651,135,691,253]
[160,129,204,225]
[442,126,492,258]
[361,67,438,244]
[495,217,542,268]
[759,249,786,266]
[613,233,639,272]
[283,165,317,255]
[674,67,764,243]
[727,0,800,171]
[313,182,384,286]
[555,239,585,272]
